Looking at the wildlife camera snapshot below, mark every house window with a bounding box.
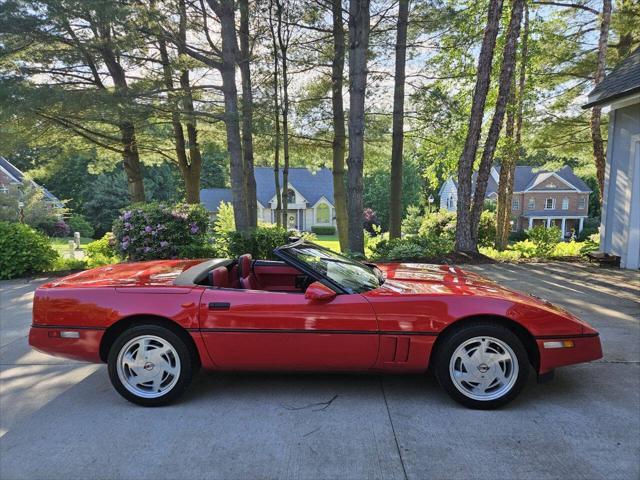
[545,198,555,209]
[562,197,569,210]
[512,198,520,211]
[447,195,454,209]
[578,196,586,209]
[286,189,296,204]
[316,203,330,224]
[528,198,535,210]
[510,219,517,232]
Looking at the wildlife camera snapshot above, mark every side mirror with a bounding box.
[305,281,337,302]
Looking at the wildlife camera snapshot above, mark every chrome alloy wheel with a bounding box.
[448,336,519,402]
[116,335,181,399]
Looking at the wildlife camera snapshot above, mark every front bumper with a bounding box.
[537,334,603,374]
[29,326,104,363]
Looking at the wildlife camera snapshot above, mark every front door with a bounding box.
[199,288,379,370]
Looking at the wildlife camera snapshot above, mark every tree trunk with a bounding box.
[239,0,257,227]
[454,0,504,252]
[331,0,349,251]
[347,0,370,255]
[496,84,516,250]
[268,0,282,227]
[469,0,524,246]
[388,0,409,240]
[591,0,612,203]
[157,31,201,204]
[120,121,145,203]
[211,0,250,231]
[98,28,145,203]
[177,0,202,204]
[276,0,289,230]
[499,2,529,249]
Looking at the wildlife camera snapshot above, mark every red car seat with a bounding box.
[209,266,230,288]
[238,254,260,290]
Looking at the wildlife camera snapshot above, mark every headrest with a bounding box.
[238,254,252,278]
[211,266,229,288]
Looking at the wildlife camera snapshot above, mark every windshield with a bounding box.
[280,243,382,294]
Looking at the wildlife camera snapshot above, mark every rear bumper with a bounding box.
[29,326,104,363]
[537,334,603,374]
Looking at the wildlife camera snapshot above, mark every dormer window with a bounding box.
[545,198,555,209]
[286,189,296,204]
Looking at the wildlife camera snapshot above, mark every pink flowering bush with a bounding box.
[112,202,212,261]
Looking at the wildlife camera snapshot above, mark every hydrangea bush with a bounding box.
[112,203,211,261]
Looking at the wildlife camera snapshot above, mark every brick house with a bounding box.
[439,165,591,237]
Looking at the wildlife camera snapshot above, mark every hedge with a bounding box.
[311,225,336,235]
[0,222,58,279]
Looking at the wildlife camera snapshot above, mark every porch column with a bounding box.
[561,218,566,239]
[528,217,533,229]
[579,217,584,232]
[546,218,551,228]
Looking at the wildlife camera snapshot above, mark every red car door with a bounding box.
[198,288,379,370]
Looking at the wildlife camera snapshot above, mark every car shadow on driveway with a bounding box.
[2,360,638,480]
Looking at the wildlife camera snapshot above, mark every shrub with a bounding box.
[224,225,291,260]
[480,246,522,262]
[418,210,456,240]
[551,240,584,257]
[510,240,537,258]
[52,257,87,272]
[478,210,497,247]
[508,229,527,242]
[368,232,454,261]
[85,233,120,267]
[0,222,58,279]
[401,205,423,235]
[68,214,95,238]
[311,225,336,235]
[112,202,210,261]
[526,225,561,257]
[417,210,495,247]
[577,218,599,241]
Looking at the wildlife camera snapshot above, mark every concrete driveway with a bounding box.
[1,263,638,480]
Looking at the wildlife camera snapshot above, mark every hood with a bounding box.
[373,262,580,318]
[374,262,534,301]
[44,259,204,288]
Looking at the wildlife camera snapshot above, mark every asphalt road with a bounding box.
[1,262,639,480]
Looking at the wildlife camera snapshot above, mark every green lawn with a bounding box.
[50,237,94,257]
[313,234,341,252]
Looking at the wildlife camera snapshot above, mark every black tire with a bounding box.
[434,322,530,409]
[107,324,195,407]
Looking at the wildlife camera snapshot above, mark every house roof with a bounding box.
[0,156,64,206]
[200,188,233,212]
[442,165,591,200]
[200,167,335,212]
[583,46,640,108]
[495,165,591,193]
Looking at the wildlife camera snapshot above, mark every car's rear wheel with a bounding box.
[435,323,529,409]
[107,324,194,406]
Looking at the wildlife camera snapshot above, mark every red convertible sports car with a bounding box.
[29,240,602,409]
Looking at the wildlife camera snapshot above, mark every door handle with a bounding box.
[208,302,230,310]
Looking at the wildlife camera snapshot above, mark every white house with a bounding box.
[201,167,336,232]
[583,46,640,270]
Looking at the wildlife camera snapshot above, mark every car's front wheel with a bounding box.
[435,323,529,409]
[108,324,195,406]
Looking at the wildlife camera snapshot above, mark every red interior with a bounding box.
[208,259,304,292]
